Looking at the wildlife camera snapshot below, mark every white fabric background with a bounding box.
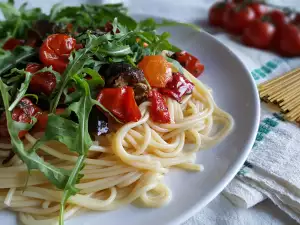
[2,0,300,224]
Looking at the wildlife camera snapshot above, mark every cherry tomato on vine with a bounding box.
[277,24,300,57]
[242,20,275,49]
[223,6,256,34]
[39,34,77,73]
[266,10,288,28]
[248,3,268,19]
[208,2,235,27]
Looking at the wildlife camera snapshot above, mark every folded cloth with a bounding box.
[216,34,300,223]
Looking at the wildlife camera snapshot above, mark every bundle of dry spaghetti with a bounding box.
[0,66,234,225]
[258,68,300,122]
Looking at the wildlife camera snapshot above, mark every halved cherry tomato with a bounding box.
[159,72,194,102]
[138,55,172,88]
[172,51,204,77]
[277,24,300,57]
[39,34,76,73]
[248,3,268,19]
[12,98,42,138]
[208,2,235,27]
[97,87,141,123]
[224,6,256,34]
[2,38,24,51]
[25,63,56,96]
[149,89,170,124]
[242,20,275,49]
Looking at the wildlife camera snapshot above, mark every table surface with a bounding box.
[4,0,300,224]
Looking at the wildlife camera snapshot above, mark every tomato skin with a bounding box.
[248,3,268,19]
[149,89,171,124]
[173,51,204,77]
[267,10,288,28]
[159,72,194,102]
[96,87,141,123]
[277,24,300,57]
[25,63,57,96]
[242,20,275,49]
[224,6,256,34]
[39,34,76,73]
[3,38,24,51]
[138,55,172,88]
[12,98,42,138]
[208,2,234,27]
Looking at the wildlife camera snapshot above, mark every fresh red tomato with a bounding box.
[277,24,300,57]
[39,34,77,73]
[248,3,268,19]
[208,2,234,27]
[2,38,24,51]
[25,63,57,96]
[149,89,170,124]
[224,6,256,34]
[292,13,300,25]
[266,10,288,28]
[97,87,141,123]
[242,20,275,49]
[173,51,204,77]
[12,98,42,138]
[159,72,194,102]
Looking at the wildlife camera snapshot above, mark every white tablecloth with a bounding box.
[6,0,300,224]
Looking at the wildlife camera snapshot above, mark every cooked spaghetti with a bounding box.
[0,2,233,225]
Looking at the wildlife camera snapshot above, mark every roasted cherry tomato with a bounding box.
[33,108,65,132]
[242,20,275,49]
[208,2,234,27]
[224,6,256,34]
[277,24,300,57]
[149,89,170,124]
[248,3,268,19]
[25,63,57,96]
[2,38,24,51]
[159,72,194,102]
[103,21,120,34]
[39,34,76,73]
[97,87,141,123]
[12,98,42,138]
[138,55,172,88]
[172,51,204,77]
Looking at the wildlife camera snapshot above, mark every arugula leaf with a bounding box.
[49,3,63,22]
[0,0,20,20]
[0,78,71,189]
[0,46,36,75]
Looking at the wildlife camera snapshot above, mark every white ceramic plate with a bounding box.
[0,17,260,225]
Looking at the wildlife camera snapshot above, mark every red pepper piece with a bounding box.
[149,89,171,124]
[96,87,141,123]
[173,51,205,77]
[25,63,57,96]
[39,34,76,73]
[2,38,24,51]
[159,72,194,102]
[12,98,42,138]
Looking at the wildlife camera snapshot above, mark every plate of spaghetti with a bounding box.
[0,2,259,225]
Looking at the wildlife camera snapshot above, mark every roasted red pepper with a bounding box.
[96,87,141,123]
[39,34,77,73]
[25,63,57,96]
[149,89,171,124]
[2,38,24,51]
[173,51,204,77]
[12,98,42,138]
[159,72,194,102]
